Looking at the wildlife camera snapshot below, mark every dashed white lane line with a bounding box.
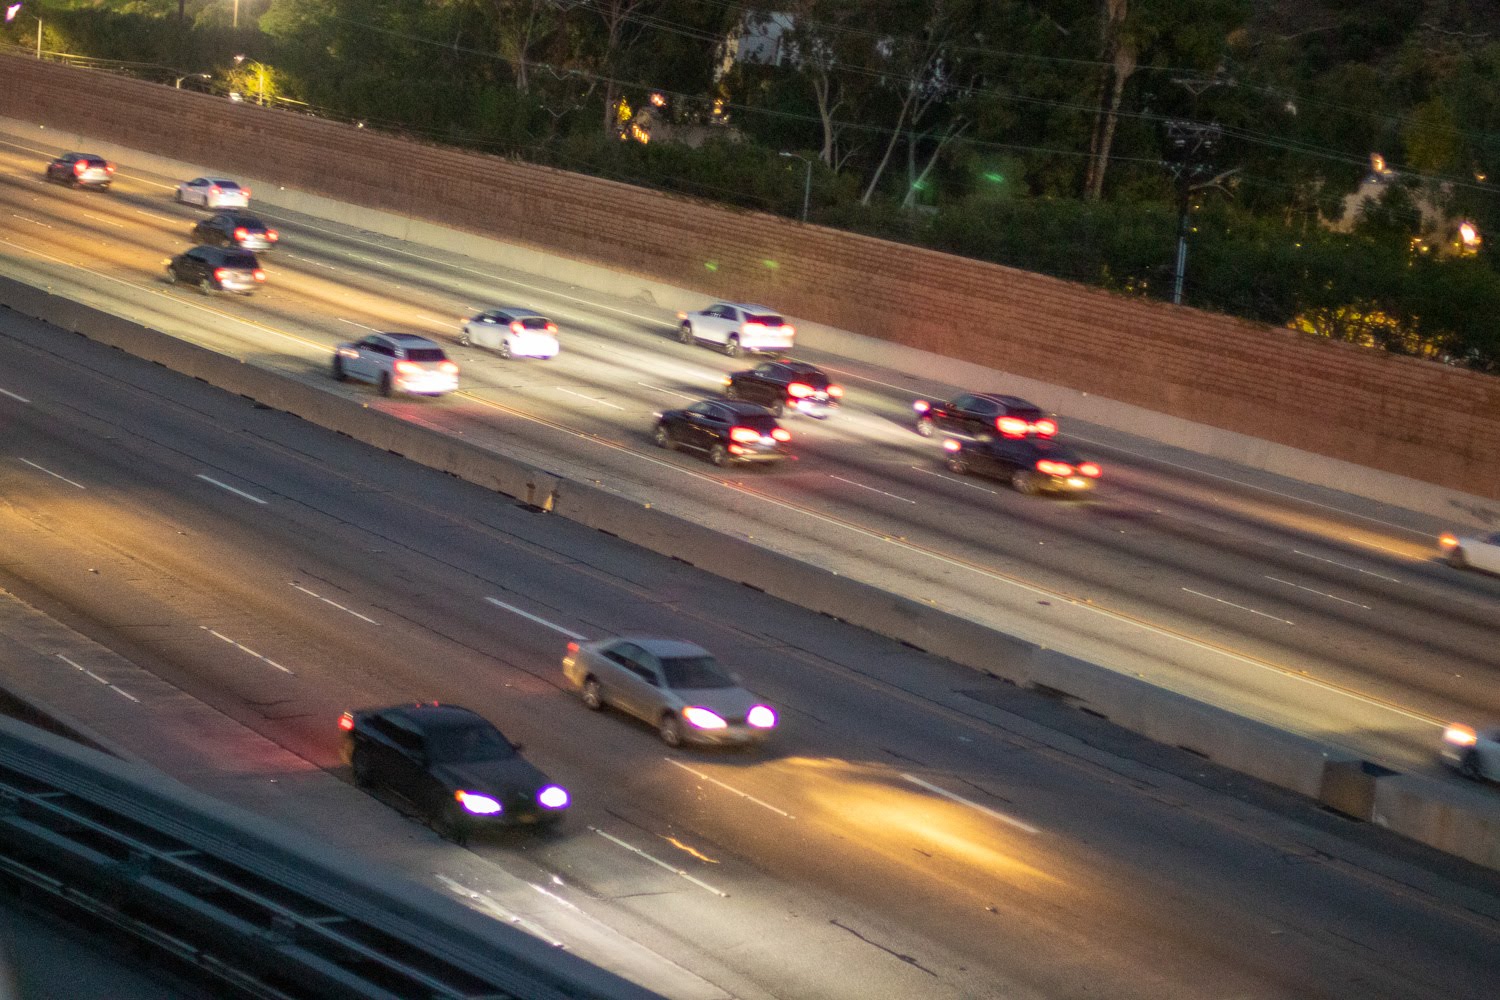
[1293,549,1403,584]
[0,387,30,403]
[829,474,916,504]
[82,211,124,228]
[665,758,795,819]
[11,213,52,228]
[1182,587,1294,625]
[589,827,730,898]
[336,317,380,331]
[195,473,267,504]
[901,774,1040,835]
[19,458,85,489]
[134,209,174,223]
[290,583,378,623]
[637,380,698,401]
[200,627,294,674]
[56,654,139,702]
[556,388,624,409]
[434,874,565,947]
[1265,576,1372,610]
[911,465,1001,494]
[483,597,587,641]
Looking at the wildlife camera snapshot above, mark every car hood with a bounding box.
[432,755,550,795]
[672,685,768,720]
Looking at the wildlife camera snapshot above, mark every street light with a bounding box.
[779,151,812,223]
[5,3,42,60]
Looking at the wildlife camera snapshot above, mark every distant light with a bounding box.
[704,261,719,272]
[1370,152,1389,175]
[761,259,780,270]
[649,91,666,107]
[1459,221,1481,247]
[983,171,1005,183]
[5,4,21,23]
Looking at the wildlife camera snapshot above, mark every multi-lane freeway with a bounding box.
[2,252,1500,998]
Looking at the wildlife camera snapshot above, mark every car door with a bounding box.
[598,642,648,717]
[178,249,207,283]
[346,338,382,381]
[185,178,208,204]
[746,363,781,406]
[611,644,667,721]
[981,439,1025,480]
[700,305,732,343]
[473,311,503,350]
[362,715,423,793]
[675,402,716,452]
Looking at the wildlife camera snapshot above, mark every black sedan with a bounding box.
[653,399,792,467]
[191,211,279,251]
[339,703,569,843]
[913,391,1057,440]
[942,436,1100,495]
[724,359,842,417]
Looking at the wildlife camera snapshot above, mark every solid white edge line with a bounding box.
[664,758,795,819]
[901,774,1040,835]
[0,387,31,402]
[589,827,729,897]
[195,473,267,504]
[19,457,86,489]
[829,474,917,504]
[483,597,587,640]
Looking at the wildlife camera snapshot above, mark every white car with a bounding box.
[458,308,560,359]
[176,177,250,209]
[1438,530,1500,573]
[332,333,459,397]
[676,302,795,357]
[1440,723,1500,781]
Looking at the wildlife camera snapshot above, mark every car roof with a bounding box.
[717,400,780,417]
[726,303,779,313]
[762,359,821,373]
[383,333,441,346]
[388,703,486,729]
[615,637,712,658]
[481,307,546,317]
[970,393,1042,409]
[207,178,241,185]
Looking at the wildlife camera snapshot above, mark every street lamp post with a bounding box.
[779,151,812,223]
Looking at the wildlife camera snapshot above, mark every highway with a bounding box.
[1,296,1499,999]
[0,132,1497,778]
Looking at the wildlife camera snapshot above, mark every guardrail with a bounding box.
[0,714,662,1000]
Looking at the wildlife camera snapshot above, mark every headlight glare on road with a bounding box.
[682,706,728,729]
[455,791,503,814]
[747,705,777,728]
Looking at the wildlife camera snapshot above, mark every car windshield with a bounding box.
[404,348,447,362]
[661,655,735,689]
[426,723,515,762]
[748,313,785,326]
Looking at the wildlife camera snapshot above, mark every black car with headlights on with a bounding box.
[913,392,1057,440]
[942,436,1100,495]
[724,359,843,418]
[192,211,279,251]
[340,703,569,843]
[652,399,792,467]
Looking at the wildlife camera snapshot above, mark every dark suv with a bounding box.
[653,400,792,467]
[724,360,843,418]
[44,152,115,189]
[913,392,1057,440]
[166,245,265,295]
[191,212,279,251]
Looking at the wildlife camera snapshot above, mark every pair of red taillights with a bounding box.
[214,267,266,282]
[73,160,114,176]
[233,226,278,243]
[730,426,791,443]
[1036,459,1100,478]
[997,415,1057,438]
[787,381,842,399]
[394,360,460,376]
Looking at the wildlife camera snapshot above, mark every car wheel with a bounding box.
[198,278,215,296]
[350,744,373,787]
[379,373,394,397]
[1011,469,1040,495]
[709,444,732,468]
[498,339,512,359]
[1447,548,1468,569]
[332,356,346,381]
[457,329,470,347]
[946,455,968,475]
[678,323,695,345]
[658,713,684,747]
[174,189,184,203]
[915,416,936,437]
[724,336,742,357]
[436,801,470,846]
[581,677,604,710]
[652,424,676,450]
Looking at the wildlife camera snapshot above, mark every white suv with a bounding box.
[332,333,459,397]
[677,303,795,357]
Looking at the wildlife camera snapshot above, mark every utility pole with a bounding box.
[1162,120,1223,306]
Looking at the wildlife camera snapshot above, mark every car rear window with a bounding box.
[426,723,515,762]
[747,314,785,326]
[518,317,551,330]
[222,253,258,268]
[404,348,448,362]
[83,158,108,168]
[733,414,782,434]
[661,656,735,690]
[216,181,241,189]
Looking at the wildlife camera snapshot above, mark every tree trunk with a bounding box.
[1086,41,1136,200]
[1083,0,1130,201]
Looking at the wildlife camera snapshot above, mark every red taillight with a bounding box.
[73,161,87,176]
[828,385,843,398]
[743,322,765,333]
[729,427,762,443]
[252,269,266,282]
[545,322,558,333]
[913,400,930,413]
[267,229,279,241]
[104,162,115,174]
[213,267,228,281]
[1034,418,1058,437]
[233,227,249,241]
[510,321,525,334]
[338,712,354,732]
[394,360,422,376]
[1036,459,1074,477]
[566,641,579,653]
[438,360,459,374]
[1077,462,1101,478]
[210,185,221,195]
[942,439,961,452]
[997,416,1030,438]
[782,324,795,336]
[787,382,814,398]
[241,188,251,198]
[770,427,792,442]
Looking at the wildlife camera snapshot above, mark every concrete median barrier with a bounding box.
[1371,774,1500,871]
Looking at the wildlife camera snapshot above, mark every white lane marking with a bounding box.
[637,380,698,401]
[11,213,52,229]
[336,317,380,332]
[134,209,174,222]
[1265,576,1372,610]
[0,387,30,403]
[911,465,1000,494]
[57,654,139,702]
[901,774,1040,835]
[1347,535,1420,558]
[1182,588,1294,625]
[195,474,267,504]
[82,212,124,228]
[556,388,624,409]
[200,627,294,674]
[290,583,378,623]
[665,758,795,819]
[19,458,85,489]
[829,474,917,504]
[589,827,729,897]
[413,313,447,328]
[483,597,587,640]
[433,875,565,947]
[1293,549,1402,584]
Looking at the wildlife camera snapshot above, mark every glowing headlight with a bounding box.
[747,705,777,729]
[682,706,728,729]
[538,785,570,809]
[1444,723,1478,748]
[455,791,502,815]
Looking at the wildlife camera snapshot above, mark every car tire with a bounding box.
[436,801,470,846]
[174,189,184,203]
[915,416,936,437]
[457,329,470,347]
[678,323,695,345]
[709,444,732,467]
[379,373,394,397]
[198,278,215,296]
[581,677,604,711]
[498,340,512,359]
[332,356,347,381]
[724,336,742,358]
[652,424,676,450]
[350,744,373,787]
[658,713,684,748]
[1459,749,1484,781]
[1447,548,1468,569]
[946,455,968,475]
[1011,469,1040,495]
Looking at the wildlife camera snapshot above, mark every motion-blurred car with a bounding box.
[653,399,791,467]
[165,245,265,294]
[942,436,1100,495]
[175,177,250,209]
[562,637,777,747]
[913,392,1057,441]
[340,703,569,843]
[191,211,278,251]
[1438,530,1500,573]
[458,308,560,359]
[1439,723,1500,781]
[676,303,795,356]
[44,152,114,189]
[332,333,459,397]
[724,359,842,418]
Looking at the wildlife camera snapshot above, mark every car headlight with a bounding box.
[455,791,503,814]
[682,706,728,729]
[747,705,777,728]
[537,785,570,809]
[1443,723,1478,748]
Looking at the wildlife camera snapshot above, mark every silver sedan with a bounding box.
[562,637,777,747]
